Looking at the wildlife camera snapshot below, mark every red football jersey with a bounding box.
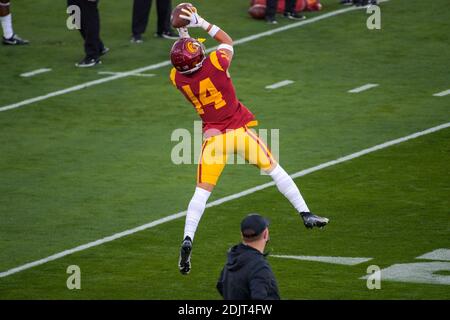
[170,49,255,137]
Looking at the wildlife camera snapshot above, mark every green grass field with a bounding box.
[0,0,449,299]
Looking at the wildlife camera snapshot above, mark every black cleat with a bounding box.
[3,34,29,45]
[300,212,329,229]
[75,56,101,68]
[265,17,278,25]
[130,34,143,43]
[179,236,193,275]
[283,12,306,21]
[100,47,110,56]
[155,30,179,40]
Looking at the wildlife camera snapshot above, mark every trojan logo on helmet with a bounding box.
[186,41,199,54]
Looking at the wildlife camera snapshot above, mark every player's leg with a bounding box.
[239,127,329,229]
[178,181,212,275]
[179,135,227,275]
[267,163,329,228]
[183,183,213,243]
[1,1,29,45]
[237,127,306,211]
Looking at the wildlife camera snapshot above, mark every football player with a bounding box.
[170,7,329,275]
[0,1,29,45]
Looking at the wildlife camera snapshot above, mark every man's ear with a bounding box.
[263,228,269,241]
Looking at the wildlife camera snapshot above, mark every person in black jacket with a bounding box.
[216,214,280,300]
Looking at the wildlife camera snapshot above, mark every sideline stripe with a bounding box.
[20,68,52,78]
[433,89,450,97]
[98,71,156,78]
[265,80,294,90]
[416,249,450,261]
[271,255,373,266]
[0,120,448,279]
[0,3,383,113]
[348,83,379,93]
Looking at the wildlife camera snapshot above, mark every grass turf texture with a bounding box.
[0,0,449,299]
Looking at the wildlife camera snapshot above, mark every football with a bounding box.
[171,2,194,28]
[248,4,267,20]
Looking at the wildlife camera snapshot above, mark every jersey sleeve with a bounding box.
[209,50,231,72]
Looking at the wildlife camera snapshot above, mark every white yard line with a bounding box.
[98,71,156,78]
[416,249,450,261]
[265,80,294,90]
[270,255,372,266]
[433,89,450,97]
[0,3,379,113]
[348,83,379,93]
[20,68,52,78]
[360,249,450,285]
[0,119,447,279]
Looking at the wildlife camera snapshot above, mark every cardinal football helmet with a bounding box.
[170,38,206,74]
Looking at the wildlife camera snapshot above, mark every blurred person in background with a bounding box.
[266,0,306,24]
[67,0,109,68]
[1,1,29,45]
[131,0,178,43]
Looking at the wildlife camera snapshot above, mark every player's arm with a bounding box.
[179,7,234,62]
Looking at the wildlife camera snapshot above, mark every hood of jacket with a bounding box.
[225,243,263,272]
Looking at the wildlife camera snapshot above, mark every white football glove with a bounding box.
[179,7,209,29]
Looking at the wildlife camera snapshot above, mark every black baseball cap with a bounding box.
[241,214,270,238]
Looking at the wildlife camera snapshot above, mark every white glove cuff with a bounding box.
[218,43,234,53]
[208,25,221,38]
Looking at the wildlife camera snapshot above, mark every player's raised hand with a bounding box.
[179,7,208,28]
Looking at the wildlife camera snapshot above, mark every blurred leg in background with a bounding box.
[155,0,177,39]
[67,0,107,67]
[131,0,151,43]
[283,0,306,20]
[131,0,177,43]
[1,0,29,45]
[265,0,278,24]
